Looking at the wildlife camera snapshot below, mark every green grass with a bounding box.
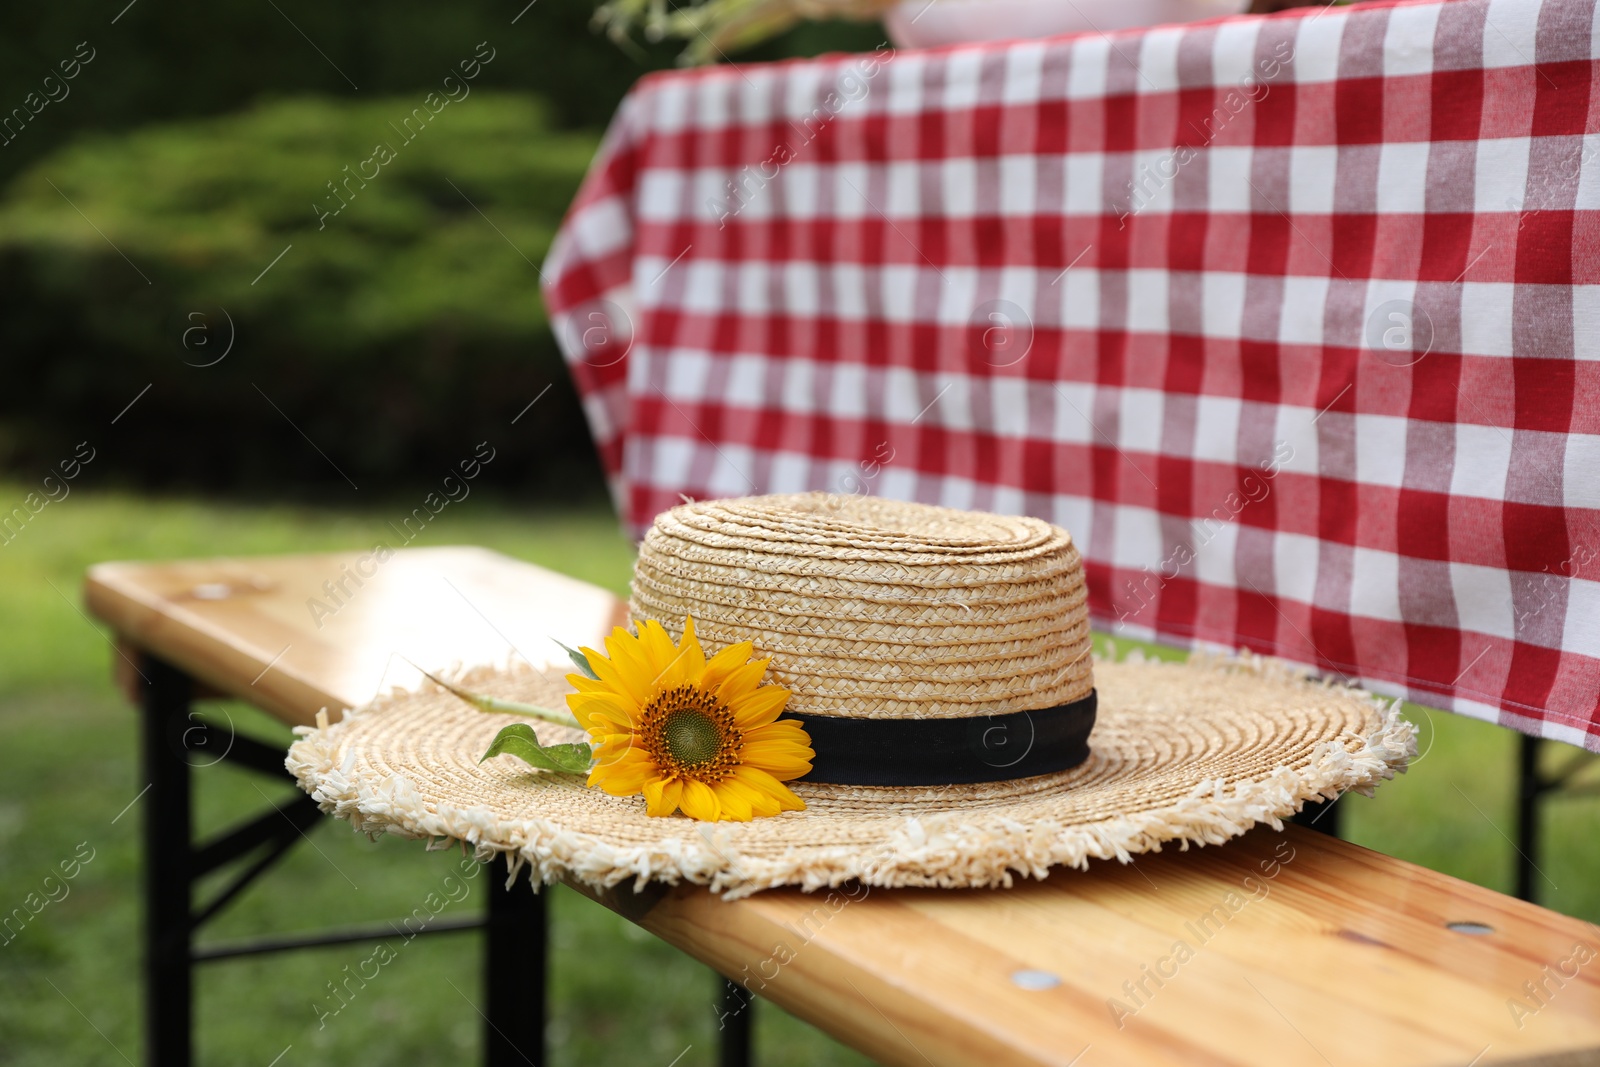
[0,484,871,1067]
[1,483,1596,1065]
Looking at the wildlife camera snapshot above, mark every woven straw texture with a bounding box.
[287,652,1416,899]
[631,493,1094,720]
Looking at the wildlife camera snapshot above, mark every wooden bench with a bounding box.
[86,545,1600,1067]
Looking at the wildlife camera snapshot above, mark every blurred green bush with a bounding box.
[0,93,608,497]
[0,2,675,186]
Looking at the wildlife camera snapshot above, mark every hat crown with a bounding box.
[629,493,1093,720]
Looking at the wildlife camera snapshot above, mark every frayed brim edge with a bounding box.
[284,651,1418,901]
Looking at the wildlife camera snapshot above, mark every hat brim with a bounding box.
[287,653,1415,900]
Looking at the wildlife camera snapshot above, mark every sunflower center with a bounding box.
[639,683,741,781]
[663,709,721,766]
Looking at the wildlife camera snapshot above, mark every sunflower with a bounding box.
[564,617,813,821]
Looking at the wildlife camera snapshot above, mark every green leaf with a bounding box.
[554,639,599,680]
[480,723,593,774]
[404,658,578,727]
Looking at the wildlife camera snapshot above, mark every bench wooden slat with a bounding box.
[85,547,1600,1067]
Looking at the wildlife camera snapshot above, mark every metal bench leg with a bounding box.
[1515,734,1543,903]
[718,977,754,1067]
[141,657,195,1067]
[485,859,547,1066]
[1291,795,1342,838]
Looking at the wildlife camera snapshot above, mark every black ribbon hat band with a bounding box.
[780,690,1097,787]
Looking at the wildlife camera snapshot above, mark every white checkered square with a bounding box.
[1452,560,1518,640]
[1192,515,1241,588]
[1064,152,1106,214]
[1274,531,1321,605]
[1377,142,1431,213]
[1273,406,1321,477]
[1383,2,1443,76]
[1194,394,1244,466]
[882,264,919,325]
[1138,27,1185,93]
[1352,546,1405,622]
[1111,505,1167,570]
[941,157,979,218]
[1575,134,1600,208]
[736,265,771,317]
[782,162,823,219]
[1002,41,1046,103]
[829,363,870,419]
[885,161,922,218]
[1128,269,1171,332]
[640,171,686,222]
[1474,137,1534,213]
[1293,15,1348,84]
[1450,422,1513,501]
[1482,0,1541,69]
[833,162,874,219]
[1212,20,1263,88]
[1050,381,1099,445]
[777,354,817,412]
[1571,285,1600,357]
[1060,267,1100,328]
[649,80,693,132]
[1120,387,1166,457]
[1289,145,1339,215]
[1564,433,1600,508]
[1129,149,1178,215]
[884,55,928,114]
[1354,413,1410,489]
[1460,282,1516,357]
[697,76,734,131]
[1279,275,1330,344]
[783,261,821,318]
[1066,35,1111,99]
[1202,272,1248,339]
[724,353,766,408]
[1566,578,1600,663]
[1209,147,1255,213]
[661,348,712,400]
[999,155,1038,216]
[942,50,986,110]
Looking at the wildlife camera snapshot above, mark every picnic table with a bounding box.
[85,544,1600,1066]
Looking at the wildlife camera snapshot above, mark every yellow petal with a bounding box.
[566,674,614,694]
[677,616,708,683]
[719,774,782,817]
[590,742,649,776]
[589,733,638,759]
[566,693,634,730]
[579,644,646,713]
[726,685,791,729]
[636,619,684,686]
[589,763,651,793]
[744,719,812,747]
[590,747,656,795]
[642,776,684,817]
[710,780,754,821]
[716,657,770,703]
[740,741,813,780]
[678,778,722,821]
[600,630,659,703]
[700,639,755,692]
[732,765,805,811]
[595,769,654,796]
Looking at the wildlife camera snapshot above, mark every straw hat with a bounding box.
[288,494,1415,899]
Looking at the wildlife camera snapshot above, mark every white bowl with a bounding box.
[884,0,1248,49]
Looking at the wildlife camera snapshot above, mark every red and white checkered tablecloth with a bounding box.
[542,0,1600,749]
